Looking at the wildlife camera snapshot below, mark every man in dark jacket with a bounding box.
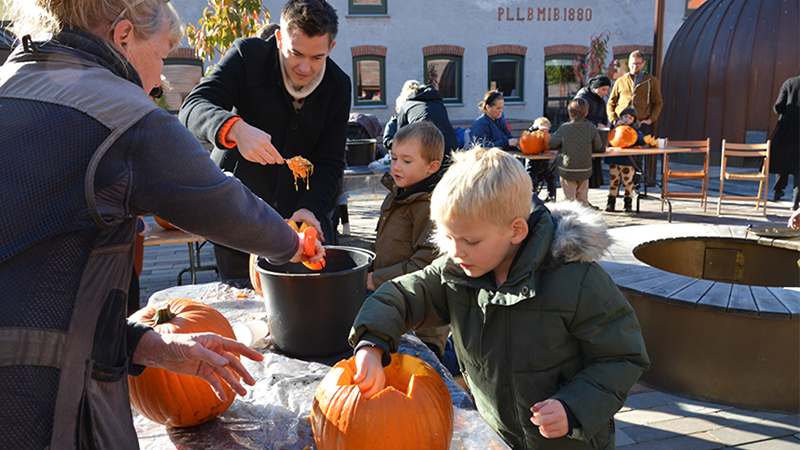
[575,75,612,188]
[770,75,800,209]
[395,84,458,165]
[180,0,350,279]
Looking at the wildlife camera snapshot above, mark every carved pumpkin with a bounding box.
[608,125,638,148]
[153,215,178,230]
[128,298,237,427]
[519,129,550,155]
[311,353,454,450]
[249,254,263,297]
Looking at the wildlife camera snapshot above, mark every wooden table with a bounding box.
[509,146,703,222]
[143,222,217,285]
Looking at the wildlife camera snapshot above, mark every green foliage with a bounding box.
[571,31,616,86]
[186,0,270,74]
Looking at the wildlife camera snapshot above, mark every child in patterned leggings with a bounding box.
[604,108,644,212]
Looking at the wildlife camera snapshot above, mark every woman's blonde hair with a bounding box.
[9,0,183,51]
[395,79,420,109]
[431,146,531,235]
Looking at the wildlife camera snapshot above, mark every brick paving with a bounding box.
[137,160,799,448]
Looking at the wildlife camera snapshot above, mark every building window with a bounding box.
[422,45,464,104]
[353,56,385,106]
[489,54,524,102]
[162,47,204,115]
[543,45,588,129]
[349,0,387,15]
[685,0,709,17]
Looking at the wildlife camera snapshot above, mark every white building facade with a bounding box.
[169,0,705,128]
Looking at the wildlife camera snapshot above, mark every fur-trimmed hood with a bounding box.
[547,200,613,264]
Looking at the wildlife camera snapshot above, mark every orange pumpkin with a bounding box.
[311,353,454,450]
[249,254,263,297]
[519,129,551,155]
[608,125,639,148]
[153,215,178,230]
[128,298,237,427]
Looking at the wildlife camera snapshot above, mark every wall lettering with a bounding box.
[497,7,593,22]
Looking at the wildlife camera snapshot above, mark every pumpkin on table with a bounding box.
[311,352,453,450]
[128,298,238,427]
[608,125,639,148]
[519,129,550,155]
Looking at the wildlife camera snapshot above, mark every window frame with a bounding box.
[352,54,386,107]
[348,0,387,15]
[543,53,584,130]
[488,53,525,103]
[685,0,709,17]
[423,54,463,105]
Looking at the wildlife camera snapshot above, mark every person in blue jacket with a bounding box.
[470,90,519,150]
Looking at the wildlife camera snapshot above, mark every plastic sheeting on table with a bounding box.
[137,282,510,450]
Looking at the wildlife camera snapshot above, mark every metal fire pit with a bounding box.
[601,224,799,413]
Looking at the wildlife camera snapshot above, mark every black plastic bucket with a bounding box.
[255,246,375,358]
[345,139,376,166]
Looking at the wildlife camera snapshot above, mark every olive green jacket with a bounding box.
[351,203,650,449]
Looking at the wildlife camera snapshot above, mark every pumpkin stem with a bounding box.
[153,302,176,325]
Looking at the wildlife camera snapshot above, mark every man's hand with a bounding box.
[290,209,325,242]
[640,119,653,125]
[530,399,569,439]
[227,120,284,165]
[509,138,520,147]
[132,330,264,402]
[353,346,386,399]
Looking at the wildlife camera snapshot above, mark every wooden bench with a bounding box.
[600,223,799,412]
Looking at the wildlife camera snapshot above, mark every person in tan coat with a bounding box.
[607,50,663,135]
[607,50,663,183]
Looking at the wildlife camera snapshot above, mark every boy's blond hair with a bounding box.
[532,117,551,129]
[568,98,588,119]
[393,121,445,164]
[431,147,531,235]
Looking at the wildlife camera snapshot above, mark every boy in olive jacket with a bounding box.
[368,122,455,372]
[350,147,649,450]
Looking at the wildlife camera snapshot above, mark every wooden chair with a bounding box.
[716,140,771,217]
[661,138,711,213]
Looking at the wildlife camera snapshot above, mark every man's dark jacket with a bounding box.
[770,75,800,174]
[180,36,351,221]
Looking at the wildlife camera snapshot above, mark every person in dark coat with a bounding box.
[394,81,458,166]
[770,75,800,210]
[180,0,350,279]
[574,75,612,188]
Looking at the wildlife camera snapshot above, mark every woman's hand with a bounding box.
[366,272,375,291]
[353,346,386,399]
[227,120,284,165]
[530,399,569,439]
[132,330,264,402]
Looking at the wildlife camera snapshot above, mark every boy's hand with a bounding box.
[353,346,386,399]
[530,399,569,439]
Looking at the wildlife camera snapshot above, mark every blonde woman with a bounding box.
[0,0,322,447]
